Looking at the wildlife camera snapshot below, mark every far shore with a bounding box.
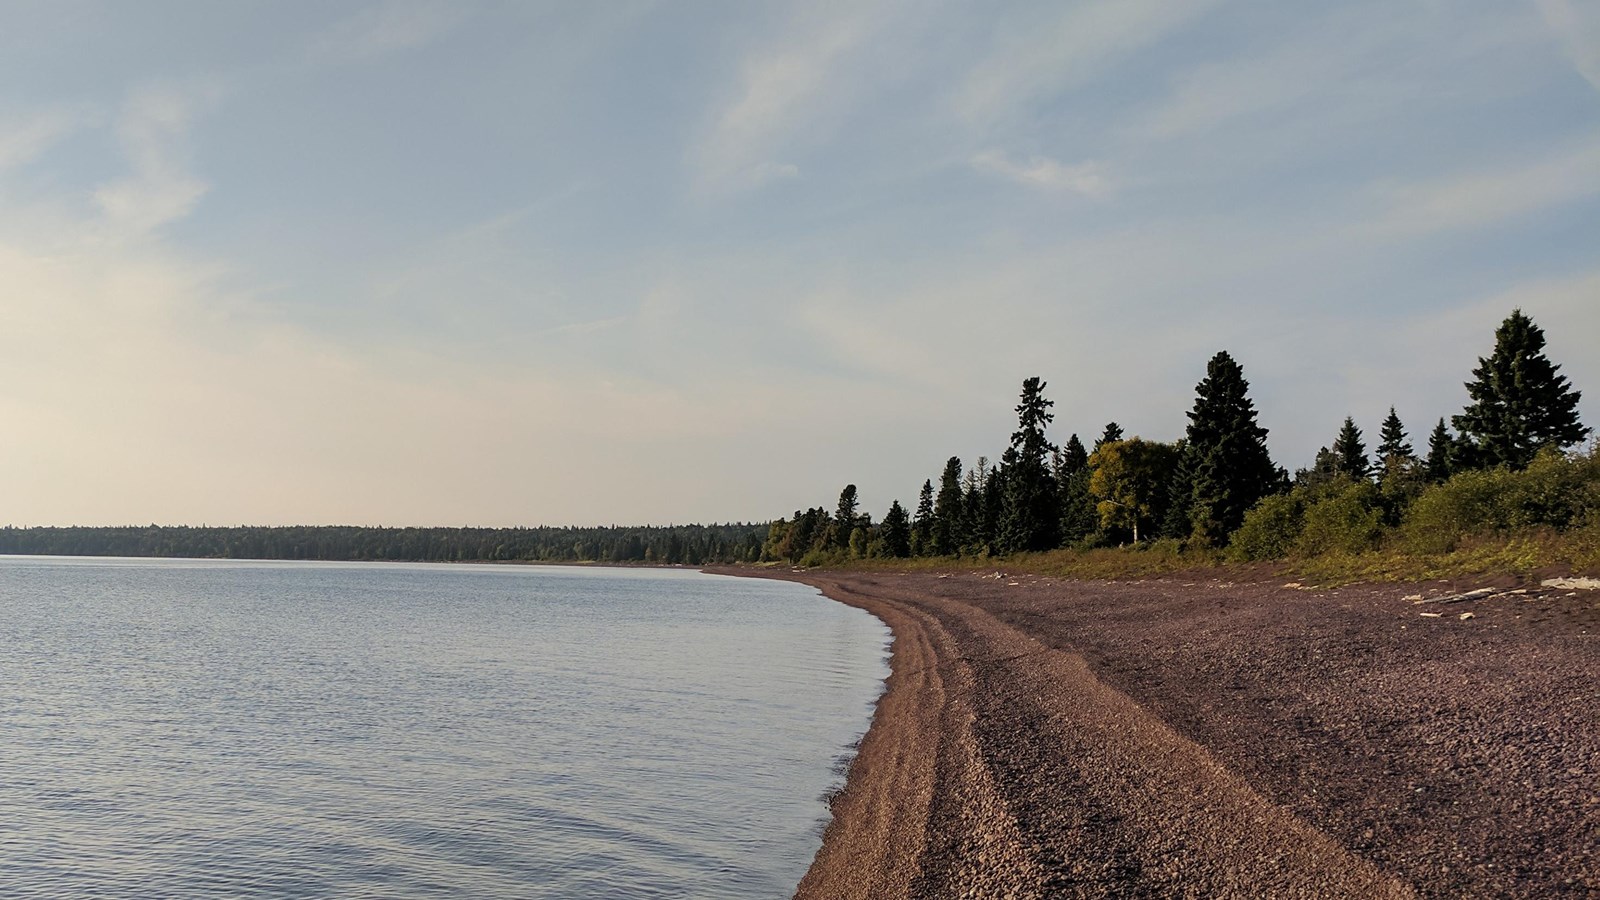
[709,565,1598,899]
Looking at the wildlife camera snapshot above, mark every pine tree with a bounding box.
[1054,433,1095,545]
[1424,418,1453,482]
[880,501,912,558]
[931,457,963,555]
[1060,433,1088,472]
[999,377,1059,553]
[1377,408,1412,462]
[1331,417,1370,479]
[1094,422,1124,451]
[832,484,859,549]
[1453,309,1589,469]
[911,480,934,555]
[1180,351,1280,544]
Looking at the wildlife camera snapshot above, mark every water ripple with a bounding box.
[0,559,890,899]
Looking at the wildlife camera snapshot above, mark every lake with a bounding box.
[0,557,889,898]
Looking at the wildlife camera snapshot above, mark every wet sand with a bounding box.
[718,568,1598,899]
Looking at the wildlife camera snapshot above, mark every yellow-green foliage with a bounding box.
[1227,493,1305,562]
[1294,481,1383,556]
[1401,447,1600,553]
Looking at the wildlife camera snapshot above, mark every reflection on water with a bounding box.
[0,558,889,898]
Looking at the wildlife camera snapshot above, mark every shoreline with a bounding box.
[711,566,1598,899]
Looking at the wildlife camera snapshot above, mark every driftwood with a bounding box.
[1413,588,1500,605]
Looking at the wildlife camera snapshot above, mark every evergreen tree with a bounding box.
[1331,417,1370,479]
[1053,433,1096,545]
[1377,407,1413,463]
[1060,433,1088,472]
[911,480,934,556]
[1094,422,1124,451]
[1295,447,1339,487]
[1179,351,1280,544]
[931,457,963,555]
[880,500,912,558]
[998,377,1059,553]
[1453,309,1589,469]
[832,484,859,549]
[1424,418,1454,482]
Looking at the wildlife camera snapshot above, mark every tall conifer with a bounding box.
[1180,351,1279,544]
[1453,309,1588,468]
[931,458,963,555]
[999,377,1059,553]
[1332,417,1370,479]
[911,480,934,555]
[1424,418,1453,482]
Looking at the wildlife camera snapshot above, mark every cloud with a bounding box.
[971,148,1113,197]
[954,0,1223,123]
[306,1,458,64]
[1537,0,1600,94]
[93,84,217,235]
[0,107,88,171]
[1370,135,1600,235]
[694,1,896,194]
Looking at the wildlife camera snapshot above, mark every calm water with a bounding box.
[0,558,890,898]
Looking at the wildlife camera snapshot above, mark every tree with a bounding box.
[1424,418,1454,482]
[1087,438,1182,543]
[1178,351,1280,544]
[1054,434,1096,545]
[1453,309,1589,469]
[911,480,934,555]
[880,500,912,558]
[1377,408,1413,462]
[931,458,963,555]
[832,484,859,549]
[1095,422,1124,451]
[998,377,1059,553]
[1331,417,1370,480]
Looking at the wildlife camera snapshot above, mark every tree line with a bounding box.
[0,523,767,565]
[762,309,1591,565]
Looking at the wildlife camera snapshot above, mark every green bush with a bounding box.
[1294,481,1383,556]
[1401,447,1600,553]
[1227,493,1305,561]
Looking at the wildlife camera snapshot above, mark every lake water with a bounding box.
[0,557,890,898]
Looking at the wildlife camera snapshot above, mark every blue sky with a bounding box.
[0,0,1596,526]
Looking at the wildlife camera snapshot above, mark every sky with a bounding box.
[0,0,1596,527]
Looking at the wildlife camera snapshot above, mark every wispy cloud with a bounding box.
[971,148,1113,197]
[0,107,89,171]
[694,1,898,195]
[93,84,217,235]
[1537,0,1600,94]
[954,0,1224,123]
[306,1,458,64]
[1370,135,1600,235]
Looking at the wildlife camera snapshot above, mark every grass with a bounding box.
[775,526,1600,588]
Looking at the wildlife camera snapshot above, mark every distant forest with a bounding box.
[0,524,767,565]
[764,309,1595,566]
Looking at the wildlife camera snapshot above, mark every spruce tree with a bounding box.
[911,480,934,555]
[1424,418,1453,482]
[1377,408,1413,462]
[1060,433,1088,471]
[880,501,912,558]
[832,484,859,549]
[1180,351,1279,544]
[931,457,963,555]
[1331,417,1370,479]
[1453,309,1589,469]
[999,377,1059,553]
[1054,434,1095,546]
[1095,422,1124,451]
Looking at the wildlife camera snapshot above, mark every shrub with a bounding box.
[1294,481,1383,556]
[1401,447,1600,553]
[1227,493,1305,562]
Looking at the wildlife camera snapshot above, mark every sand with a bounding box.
[715,568,1598,899]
